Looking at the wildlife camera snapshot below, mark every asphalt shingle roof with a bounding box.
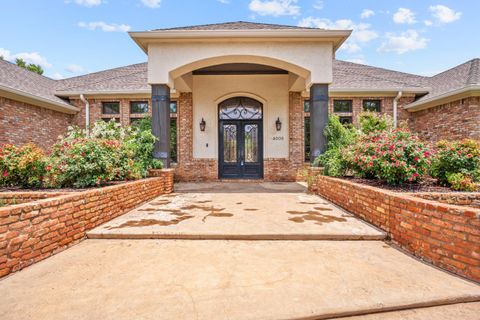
[415,58,480,102]
[152,21,317,31]
[0,59,71,107]
[56,63,148,93]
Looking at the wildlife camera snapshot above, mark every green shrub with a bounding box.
[344,129,433,184]
[44,120,159,188]
[313,115,356,176]
[430,139,480,190]
[0,144,46,187]
[358,112,393,134]
[446,172,478,192]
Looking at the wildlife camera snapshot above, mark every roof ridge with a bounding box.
[56,69,147,92]
[151,20,316,31]
[56,62,147,85]
[466,58,480,85]
[430,58,479,79]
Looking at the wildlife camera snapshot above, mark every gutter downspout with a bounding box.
[393,91,403,129]
[79,94,90,135]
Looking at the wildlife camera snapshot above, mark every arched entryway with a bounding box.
[218,97,263,179]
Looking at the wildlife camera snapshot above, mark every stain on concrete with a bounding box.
[110,216,193,229]
[196,200,213,204]
[236,202,243,205]
[299,202,319,205]
[202,212,234,222]
[313,207,332,211]
[150,199,171,205]
[244,208,258,211]
[287,210,347,225]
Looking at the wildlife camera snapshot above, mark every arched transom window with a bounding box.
[218,97,263,120]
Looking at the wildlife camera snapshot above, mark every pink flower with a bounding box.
[2,171,8,177]
[414,157,419,161]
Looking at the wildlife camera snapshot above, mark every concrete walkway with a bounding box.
[0,240,479,320]
[1,182,479,319]
[88,182,386,240]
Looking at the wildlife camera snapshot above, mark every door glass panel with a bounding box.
[219,97,262,120]
[244,124,259,163]
[223,124,237,163]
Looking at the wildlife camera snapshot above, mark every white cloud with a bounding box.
[378,30,428,54]
[429,5,461,24]
[51,73,65,80]
[393,8,416,24]
[313,0,323,10]
[0,48,52,68]
[248,0,300,17]
[73,0,102,7]
[141,0,161,8]
[65,64,85,74]
[78,21,131,32]
[424,20,433,26]
[298,17,378,54]
[360,9,375,19]
[217,0,230,3]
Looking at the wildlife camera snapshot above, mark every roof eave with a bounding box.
[405,85,480,112]
[329,87,431,95]
[0,85,79,114]
[129,29,352,53]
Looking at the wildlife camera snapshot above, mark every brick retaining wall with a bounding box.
[410,192,480,209]
[310,175,480,282]
[0,192,68,206]
[0,170,174,278]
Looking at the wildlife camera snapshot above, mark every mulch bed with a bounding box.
[0,181,128,193]
[341,176,458,193]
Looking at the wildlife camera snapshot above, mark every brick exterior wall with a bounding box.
[409,97,480,142]
[0,170,174,278]
[321,95,416,125]
[71,97,155,127]
[0,97,73,150]
[309,175,480,282]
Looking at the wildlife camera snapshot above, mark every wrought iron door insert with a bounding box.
[218,97,263,179]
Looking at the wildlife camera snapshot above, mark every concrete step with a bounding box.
[87,189,387,241]
[1,240,479,320]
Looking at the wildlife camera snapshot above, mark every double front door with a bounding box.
[219,120,263,179]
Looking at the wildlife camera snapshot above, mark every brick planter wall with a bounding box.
[310,175,480,282]
[0,192,68,206]
[0,170,174,278]
[410,192,480,209]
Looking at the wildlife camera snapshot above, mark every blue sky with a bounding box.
[1,0,478,79]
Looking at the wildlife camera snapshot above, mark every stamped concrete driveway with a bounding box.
[88,182,386,240]
[1,182,479,320]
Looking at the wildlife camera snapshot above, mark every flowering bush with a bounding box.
[446,172,478,192]
[0,144,46,187]
[344,129,433,184]
[430,139,480,190]
[44,120,160,188]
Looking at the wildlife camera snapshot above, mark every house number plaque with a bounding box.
[272,136,284,141]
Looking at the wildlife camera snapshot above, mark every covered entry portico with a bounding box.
[129,22,351,181]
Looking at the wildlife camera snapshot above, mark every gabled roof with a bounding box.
[152,21,316,31]
[56,63,149,94]
[405,58,480,110]
[0,59,78,113]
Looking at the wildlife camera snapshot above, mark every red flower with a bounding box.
[2,171,8,178]
[414,157,419,161]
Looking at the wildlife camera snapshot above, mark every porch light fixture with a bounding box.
[200,118,206,132]
[275,117,282,131]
